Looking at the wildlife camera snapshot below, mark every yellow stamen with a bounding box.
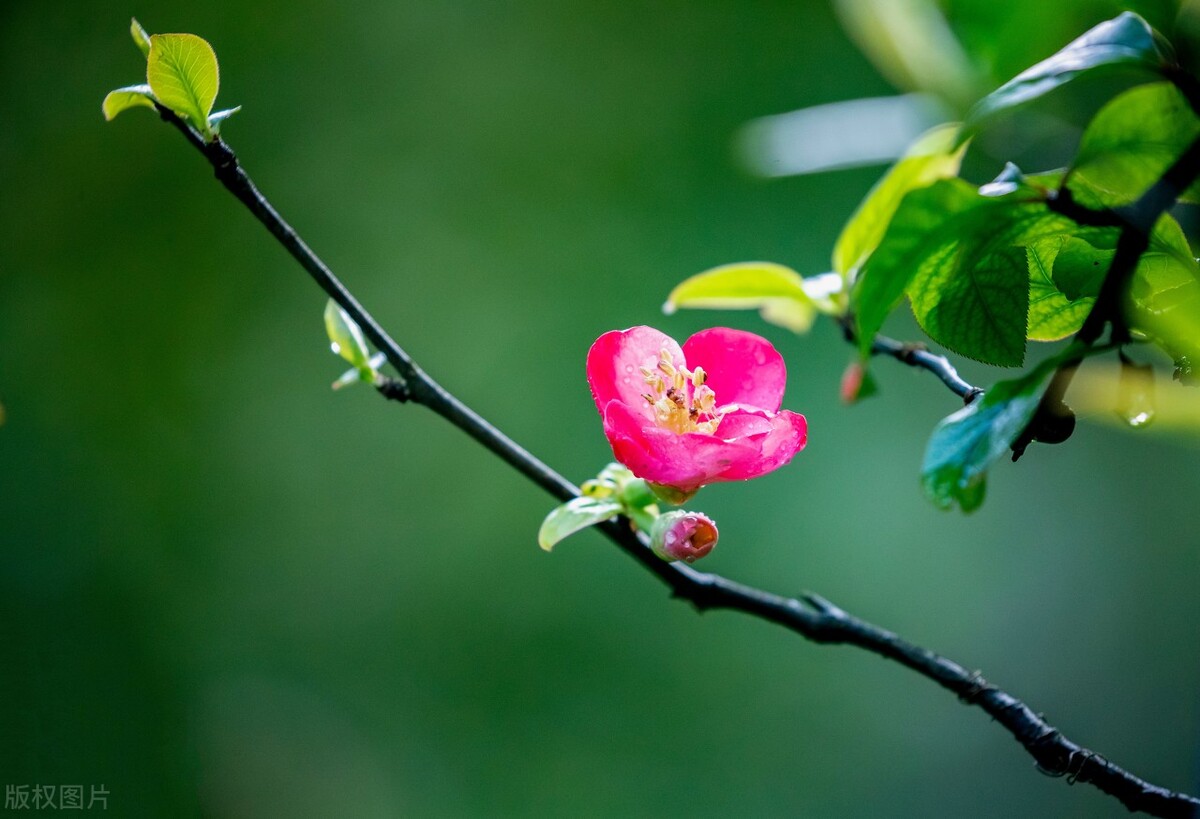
[638,346,726,435]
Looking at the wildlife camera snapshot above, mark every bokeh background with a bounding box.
[2,1,1198,816]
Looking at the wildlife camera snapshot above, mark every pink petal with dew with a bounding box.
[714,408,808,481]
[682,327,787,412]
[587,326,686,420]
[601,400,760,492]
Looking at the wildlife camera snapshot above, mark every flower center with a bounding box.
[639,347,724,435]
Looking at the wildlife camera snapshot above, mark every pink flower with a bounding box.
[586,326,807,495]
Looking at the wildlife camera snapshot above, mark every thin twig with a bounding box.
[148,105,1200,818]
[838,317,983,403]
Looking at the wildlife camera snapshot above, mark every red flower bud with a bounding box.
[650,511,718,564]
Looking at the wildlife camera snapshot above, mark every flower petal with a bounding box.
[682,327,788,412]
[601,400,759,492]
[587,326,686,420]
[716,409,808,481]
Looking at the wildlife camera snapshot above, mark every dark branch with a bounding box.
[869,335,982,403]
[149,105,1199,818]
[1018,132,1200,459]
[837,317,983,404]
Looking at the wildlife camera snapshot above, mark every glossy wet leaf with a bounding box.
[962,12,1170,136]
[922,354,1066,512]
[147,33,220,137]
[538,497,622,551]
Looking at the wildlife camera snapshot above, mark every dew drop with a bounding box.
[625,364,635,373]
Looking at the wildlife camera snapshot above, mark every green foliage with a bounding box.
[324,300,379,386]
[962,12,1171,136]
[664,262,825,333]
[853,174,1075,366]
[541,464,662,550]
[1128,216,1200,361]
[103,23,235,141]
[921,352,1071,512]
[147,34,221,139]
[832,124,966,281]
[538,497,622,551]
[1025,234,1112,341]
[101,84,156,121]
[1071,82,1200,207]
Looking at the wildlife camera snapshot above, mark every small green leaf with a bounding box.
[131,18,152,58]
[102,84,156,121]
[664,262,820,332]
[1025,234,1113,341]
[962,12,1171,137]
[1128,214,1200,361]
[832,123,966,280]
[332,353,386,390]
[208,106,241,134]
[324,300,377,382]
[538,497,622,551]
[922,353,1067,512]
[147,33,220,138]
[1071,82,1200,207]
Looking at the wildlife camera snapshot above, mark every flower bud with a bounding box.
[650,511,718,564]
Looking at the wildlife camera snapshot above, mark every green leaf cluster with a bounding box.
[853,171,1080,367]
[102,19,237,140]
[539,464,661,551]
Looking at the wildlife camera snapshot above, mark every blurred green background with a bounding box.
[2,1,1197,816]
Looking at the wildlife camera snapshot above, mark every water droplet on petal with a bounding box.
[624,364,635,373]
